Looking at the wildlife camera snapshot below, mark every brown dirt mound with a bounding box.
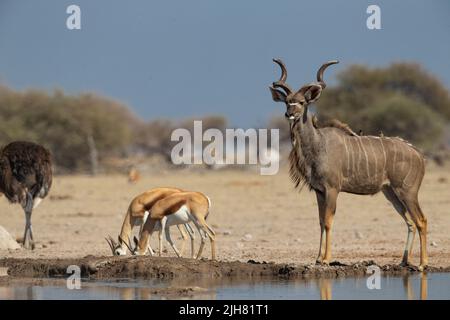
[1,256,449,280]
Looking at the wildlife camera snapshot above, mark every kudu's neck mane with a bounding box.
[288,112,357,191]
[289,111,319,191]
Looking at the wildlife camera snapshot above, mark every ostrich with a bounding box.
[0,141,53,249]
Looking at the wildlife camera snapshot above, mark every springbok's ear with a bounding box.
[296,84,323,104]
[269,86,287,103]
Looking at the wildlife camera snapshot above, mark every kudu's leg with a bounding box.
[315,188,338,264]
[402,275,414,300]
[318,278,332,300]
[316,221,326,264]
[315,191,326,264]
[400,194,428,271]
[381,185,415,265]
[420,273,428,300]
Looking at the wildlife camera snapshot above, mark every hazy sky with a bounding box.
[0,0,449,127]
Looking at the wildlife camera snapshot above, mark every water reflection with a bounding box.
[402,273,427,300]
[0,272,447,300]
[318,278,333,300]
[314,272,429,300]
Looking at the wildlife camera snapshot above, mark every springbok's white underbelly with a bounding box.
[143,205,191,231]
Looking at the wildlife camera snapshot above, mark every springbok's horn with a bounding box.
[105,237,113,252]
[316,60,339,89]
[119,235,133,253]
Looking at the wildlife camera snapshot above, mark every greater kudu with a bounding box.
[269,59,428,270]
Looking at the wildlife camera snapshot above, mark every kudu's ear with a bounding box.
[269,86,287,103]
[295,84,323,104]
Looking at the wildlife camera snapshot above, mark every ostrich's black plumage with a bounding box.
[0,141,53,249]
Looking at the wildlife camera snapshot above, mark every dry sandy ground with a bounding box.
[0,164,449,267]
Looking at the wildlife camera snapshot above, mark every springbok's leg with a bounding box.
[192,218,216,260]
[382,185,415,265]
[145,221,157,256]
[21,192,35,250]
[138,211,156,255]
[136,218,158,255]
[315,188,338,265]
[165,226,182,257]
[185,223,196,259]
[158,217,167,256]
[205,224,216,260]
[400,195,428,271]
[176,224,188,256]
[138,211,149,235]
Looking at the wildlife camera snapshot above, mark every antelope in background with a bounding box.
[128,167,140,184]
[106,187,196,258]
[269,59,428,270]
[130,191,216,260]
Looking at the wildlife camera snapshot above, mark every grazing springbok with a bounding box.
[0,141,52,249]
[106,187,196,257]
[129,191,216,260]
[269,59,428,270]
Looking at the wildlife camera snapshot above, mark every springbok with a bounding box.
[106,187,196,257]
[130,191,216,260]
[269,59,428,270]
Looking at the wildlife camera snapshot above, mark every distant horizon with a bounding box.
[1,0,449,127]
[2,59,447,128]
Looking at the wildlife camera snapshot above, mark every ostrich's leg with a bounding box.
[22,192,35,250]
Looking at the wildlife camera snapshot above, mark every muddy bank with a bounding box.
[1,256,449,280]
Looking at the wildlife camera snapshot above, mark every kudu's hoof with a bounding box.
[399,261,412,267]
[418,265,428,272]
[315,260,330,266]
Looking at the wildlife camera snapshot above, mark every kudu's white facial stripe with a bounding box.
[288,102,301,106]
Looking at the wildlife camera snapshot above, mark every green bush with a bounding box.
[359,94,444,149]
[0,86,136,171]
[316,62,450,150]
